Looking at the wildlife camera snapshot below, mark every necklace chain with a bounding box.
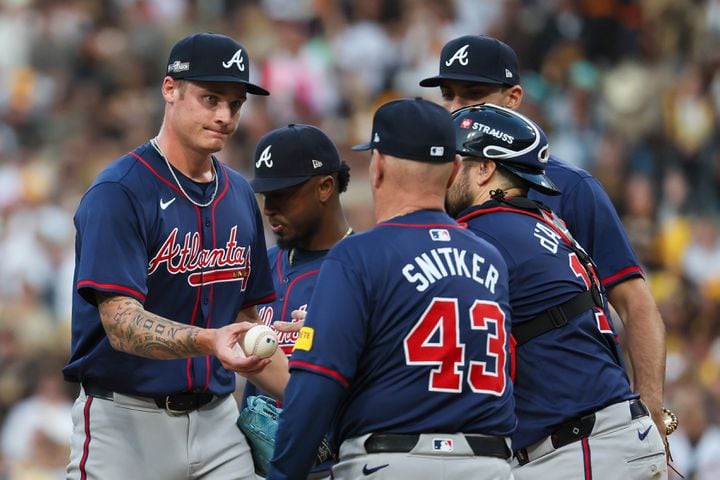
[150,137,219,208]
[289,227,353,266]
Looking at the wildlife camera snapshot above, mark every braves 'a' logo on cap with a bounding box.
[256,145,273,168]
[222,48,246,72]
[445,44,470,67]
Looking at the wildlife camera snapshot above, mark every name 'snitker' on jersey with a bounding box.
[401,247,500,293]
[148,225,252,288]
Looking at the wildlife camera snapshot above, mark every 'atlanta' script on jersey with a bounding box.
[401,247,500,293]
[148,225,251,288]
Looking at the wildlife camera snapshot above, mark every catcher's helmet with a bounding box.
[452,104,560,196]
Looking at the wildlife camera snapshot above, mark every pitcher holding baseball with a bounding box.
[63,32,289,480]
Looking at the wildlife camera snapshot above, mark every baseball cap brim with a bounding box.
[175,74,270,96]
[501,164,561,196]
[419,73,510,87]
[351,142,372,151]
[250,175,312,193]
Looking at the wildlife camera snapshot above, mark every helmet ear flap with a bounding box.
[538,145,549,163]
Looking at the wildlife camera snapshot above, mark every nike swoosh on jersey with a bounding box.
[160,197,176,210]
[638,426,652,441]
[362,463,389,475]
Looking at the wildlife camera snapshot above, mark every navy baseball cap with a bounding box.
[166,32,270,96]
[251,124,342,193]
[452,104,560,195]
[352,98,456,163]
[419,35,519,88]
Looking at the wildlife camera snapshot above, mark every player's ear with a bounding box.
[316,175,335,203]
[370,149,384,189]
[446,155,462,189]
[476,159,497,187]
[162,77,178,104]
[503,85,524,109]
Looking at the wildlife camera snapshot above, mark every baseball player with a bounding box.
[248,123,352,360]
[447,103,667,479]
[247,123,353,478]
[420,34,668,441]
[63,33,289,480]
[267,98,517,480]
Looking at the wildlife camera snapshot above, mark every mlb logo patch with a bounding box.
[430,146,444,157]
[433,438,453,452]
[429,229,451,242]
[460,118,473,129]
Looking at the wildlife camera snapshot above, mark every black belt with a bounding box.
[365,433,510,459]
[512,290,597,346]
[514,399,648,465]
[82,382,216,413]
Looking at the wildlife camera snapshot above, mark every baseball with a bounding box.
[242,325,278,359]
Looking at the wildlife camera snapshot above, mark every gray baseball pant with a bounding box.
[332,433,514,480]
[512,400,667,480]
[67,386,260,480]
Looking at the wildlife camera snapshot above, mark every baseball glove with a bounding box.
[237,395,279,477]
[237,395,335,477]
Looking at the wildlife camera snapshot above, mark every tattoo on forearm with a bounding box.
[96,292,202,359]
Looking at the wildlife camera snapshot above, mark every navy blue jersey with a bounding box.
[457,201,635,450]
[63,143,276,397]
[243,245,326,402]
[288,210,516,444]
[245,245,339,474]
[529,156,643,288]
[261,246,327,355]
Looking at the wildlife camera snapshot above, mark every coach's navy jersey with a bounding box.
[289,210,516,443]
[457,202,635,450]
[63,143,275,397]
[243,245,326,403]
[530,156,643,288]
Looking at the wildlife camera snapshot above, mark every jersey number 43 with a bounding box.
[403,298,507,396]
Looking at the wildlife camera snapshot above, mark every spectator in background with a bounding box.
[260,7,339,125]
[682,218,720,293]
[661,64,716,206]
[668,383,720,479]
[0,367,71,477]
[621,173,658,268]
[655,169,693,273]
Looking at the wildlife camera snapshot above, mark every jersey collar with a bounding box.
[134,142,227,206]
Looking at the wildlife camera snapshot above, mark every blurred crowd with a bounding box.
[0,0,718,478]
